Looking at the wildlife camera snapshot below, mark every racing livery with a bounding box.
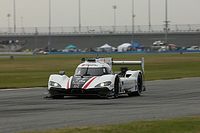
[48,58,145,98]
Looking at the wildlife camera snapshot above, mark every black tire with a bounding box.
[128,73,143,96]
[114,76,120,98]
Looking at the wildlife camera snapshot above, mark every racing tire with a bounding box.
[114,76,120,98]
[128,73,143,96]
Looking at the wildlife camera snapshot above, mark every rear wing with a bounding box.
[84,57,144,73]
[112,58,145,73]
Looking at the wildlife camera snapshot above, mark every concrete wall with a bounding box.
[0,32,200,50]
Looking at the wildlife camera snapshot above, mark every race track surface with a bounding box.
[0,77,200,133]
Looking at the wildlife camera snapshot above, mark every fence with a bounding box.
[0,24,200,36]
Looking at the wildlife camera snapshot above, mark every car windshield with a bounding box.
[75,67,108,76]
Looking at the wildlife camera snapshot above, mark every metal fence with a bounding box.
[0,24,200,35]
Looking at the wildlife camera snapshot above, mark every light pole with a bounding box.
[112,5,117,33]
[78,0,81,32]
[164,0,169,44]
[131,0,135,43]
[13,0,16,33]
[148,0,151,31]
[20,16,25,33]
[7,13,11,33]
[48,0,51,52]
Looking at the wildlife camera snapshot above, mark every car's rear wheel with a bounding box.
[114,76,120,98]
[128,73,143,96]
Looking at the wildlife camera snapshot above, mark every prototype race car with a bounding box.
[47,57,145,99]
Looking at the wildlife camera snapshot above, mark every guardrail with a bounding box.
[0,24,200,36]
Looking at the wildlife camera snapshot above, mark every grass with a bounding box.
[0,53,200,88]
[21,117,200,133]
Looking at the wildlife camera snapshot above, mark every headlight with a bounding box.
[49,81,61,88]
[95,81,112,87]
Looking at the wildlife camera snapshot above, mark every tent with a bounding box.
[132,41,144,51]
[99,44,113,52]
[65,44,77,49]
[117,43,132,52]
[63,44,77,52]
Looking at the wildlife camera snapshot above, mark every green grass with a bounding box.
[21,117,200,133]
[0,53,200,88]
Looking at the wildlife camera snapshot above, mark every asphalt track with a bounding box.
[0,77,200,133]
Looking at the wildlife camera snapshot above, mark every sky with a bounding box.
[0,0,200,28]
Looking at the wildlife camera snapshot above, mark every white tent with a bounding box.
[99,44,113,52]
[117,43,132,52]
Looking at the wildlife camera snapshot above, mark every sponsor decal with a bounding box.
[71,77,90,88]
[82,76,96,89]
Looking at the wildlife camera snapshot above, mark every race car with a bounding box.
[47,57,145,99]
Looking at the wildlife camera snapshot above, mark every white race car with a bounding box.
[48,57,145,99]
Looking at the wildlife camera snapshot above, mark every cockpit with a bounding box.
[75,67,111,76]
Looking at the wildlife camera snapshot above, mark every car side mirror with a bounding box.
[59,71,65,75]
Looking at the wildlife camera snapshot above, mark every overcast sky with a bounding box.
[0,0,200,28]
